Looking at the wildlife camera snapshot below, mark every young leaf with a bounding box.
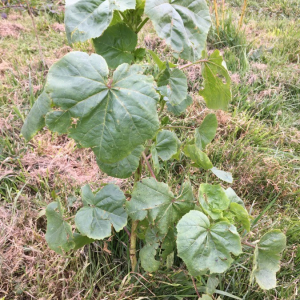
[145,0,211,61]
[157,68,188,109]
[195,114,218,150]
[183,144,213,170]
[151,145,160,174]
[65,0,135,43]
[207,275,219,295]
[126,179,194,235]
[176,210,242,276]
[210,167,233,183]
[45,201,75,254]
[44,52,159,163]
[166,94,193,116]
[21,91,51,141]
[251,230,286,290]
[97,145,144,178]
[154,130,179,161]
[134,48,146,62]
[75,184,127,240]
[198,183,230,220]
[148,49,166,71]
[93,23,137,69]
[199,50,231,111]
[229,202,250,232]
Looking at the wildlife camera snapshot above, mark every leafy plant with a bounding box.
[21,0,286,297]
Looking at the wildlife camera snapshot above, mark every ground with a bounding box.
[0,0,299,299]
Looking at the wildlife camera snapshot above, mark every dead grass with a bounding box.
[0,20,25,38]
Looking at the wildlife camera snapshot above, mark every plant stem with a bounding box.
[238,0,248,29]
[191,277,201,298]
[130,220,139,271]
[242,240,256,249]
[136,17,149,33]
[162,125,195,130]
[179,59,208,70]
[142,152,156,180]
[213,0,220,35]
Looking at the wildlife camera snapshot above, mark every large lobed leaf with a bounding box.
[44,51,159,163]
[75,184,127,239]
[145,0,211,61]
[251,230,286,290]
[65,0,135,43]
[176,210,242,276]
[126,178,194,235]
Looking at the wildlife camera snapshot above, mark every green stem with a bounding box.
[142,152,156,179]
[136,17,149,33]
[130,220,139,271]
[179,59,208,70]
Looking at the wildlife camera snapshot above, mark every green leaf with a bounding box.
[225,188,245,208]
[207,275,219,295]
[126,178,194,235]
[155,130,179,161]
[199,295,213,300]
[145,0,211,61]
[134,48,146,62]
[195,114,218,150]
[183,144,213,170]
[166,94,193,116]
[251,230,286,290]
[148,49,166,71]
[140,227,161,272]
[199,50,231,110]
[97,145,144,178]
[21,91,51,141]
[73,232,94,251]
[198,183,230,220]
[65,0,135,44]
[177,210,242,276]
[44,52,159,163]
[157,68,188,109]
[93,23,137,69]
[45,201,75,254]
[75,184,127,239]
[151,145,160,174]
[210,167,233,183]
[229,202,250,232]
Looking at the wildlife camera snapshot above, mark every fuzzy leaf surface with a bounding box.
[45,201,74,254]
[176,210,242,276]
[199,50,231,110]
[183,144,213,170]
[154,130,179,161]
[75,184,127,239]
[251,230,286,290]
[195,113,217,150]
[126,178,194,235]
[145,0,211,61]
[21,91,51,141]
[93,23,137,69]
[97,145,144,178]
[65,0,135,43]
[44,52,159,163]
[198,183,230,220]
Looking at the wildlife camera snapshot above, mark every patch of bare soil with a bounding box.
[0,20,25,38]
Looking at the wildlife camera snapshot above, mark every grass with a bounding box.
[0,0,300,299]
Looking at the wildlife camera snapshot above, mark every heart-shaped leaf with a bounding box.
[126,178,194,235]
[183,144,213,170]
[145,0,211,61]
[65,0,135,43]
[44,52,159,163]
[154,130,179,161]
[45,201,75,254]
[176,210,242,276]
[75,184,127,239]
[251,230,286,290]
[93,23,137,69]
[210,167,233,183]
